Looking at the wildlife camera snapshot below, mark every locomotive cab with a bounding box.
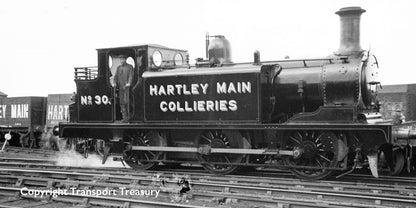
[72,45,188,124]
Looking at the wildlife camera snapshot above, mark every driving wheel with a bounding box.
[123,131,166,170]
[283,131,339,180]
[195,130,250,175]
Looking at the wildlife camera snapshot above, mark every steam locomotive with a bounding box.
[60,7,416,179]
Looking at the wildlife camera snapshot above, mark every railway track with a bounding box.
[0,161,414,208]
[0,186,211,208]
[0,146,415,207]
[0,145,57,159]
[2,158,415,191]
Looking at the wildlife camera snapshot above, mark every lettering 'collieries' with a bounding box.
[149,81,252,113]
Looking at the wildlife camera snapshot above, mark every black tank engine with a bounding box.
[60,7,414,179]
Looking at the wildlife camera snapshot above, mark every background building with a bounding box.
[0,91,7,98]
[378,84,416,122]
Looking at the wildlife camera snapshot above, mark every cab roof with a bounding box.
[96,44,187,52]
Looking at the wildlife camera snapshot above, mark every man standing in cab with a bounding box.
[114,55,134,122]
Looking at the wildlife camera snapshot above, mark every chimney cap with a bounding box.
[336,7,366,16]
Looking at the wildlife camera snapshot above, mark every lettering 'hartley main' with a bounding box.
[149,81,251,96]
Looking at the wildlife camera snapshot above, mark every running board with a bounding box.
[130,146,296,156]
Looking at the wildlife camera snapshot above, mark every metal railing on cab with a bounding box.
[74,66,98,80]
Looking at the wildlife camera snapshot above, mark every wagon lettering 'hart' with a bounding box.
[47,105,69,120]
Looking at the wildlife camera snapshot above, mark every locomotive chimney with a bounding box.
[335,7,366,56]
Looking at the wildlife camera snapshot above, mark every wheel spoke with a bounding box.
[221,134,227,141]
[295,131,303,141]
[201,135,212,143]
[223,155,231,164]
[311,131,316,140]
[144,152,151,161]
[211,131,217,138]
[318,154,331,163]
[289,136,301,144]
[315,158,323,167]
[146,151,156,157]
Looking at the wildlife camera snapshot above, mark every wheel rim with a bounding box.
[196,130,249,175]
[283,131,339,180]
[123,131,166,170]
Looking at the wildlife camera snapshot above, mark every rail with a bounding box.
[74,66,98,80]
[0,165,415,207]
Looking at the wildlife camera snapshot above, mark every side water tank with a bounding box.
[208,35,232,65]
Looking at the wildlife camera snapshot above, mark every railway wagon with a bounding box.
[377,84,416,174]
[46,94,72,127]
[60,7,416,179]
[0,94,72,147]
[0,96,46,146]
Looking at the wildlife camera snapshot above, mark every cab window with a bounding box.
[108,55,135,86]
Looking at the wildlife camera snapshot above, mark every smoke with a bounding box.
[40,130,127,168]
[54,148,127,168]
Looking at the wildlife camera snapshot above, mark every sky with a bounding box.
[0,0,415,97]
